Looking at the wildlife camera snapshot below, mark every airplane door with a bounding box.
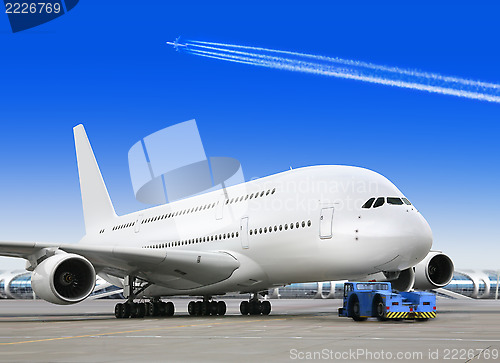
[215,196,224,220]
[319,207,334,239]
[134,214,143,233]
[240,217,249,249]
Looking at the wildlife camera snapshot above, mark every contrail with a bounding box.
[168,39,500,104]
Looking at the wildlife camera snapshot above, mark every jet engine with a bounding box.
[31,253,96,305]
[413,251,454,290]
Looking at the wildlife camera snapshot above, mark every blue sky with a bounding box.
[0,2,499,271]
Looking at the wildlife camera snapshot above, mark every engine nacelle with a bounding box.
[31,253,96,305]
[413,251,454,290]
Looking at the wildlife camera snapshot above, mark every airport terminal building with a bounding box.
[1,269,499,300]
[268,269,500,300]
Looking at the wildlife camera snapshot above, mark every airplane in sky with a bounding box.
[0,125,454,318]
[166,36,187,52]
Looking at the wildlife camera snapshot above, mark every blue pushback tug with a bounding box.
[338,282,436,321]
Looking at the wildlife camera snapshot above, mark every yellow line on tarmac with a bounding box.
[0,317,289,346]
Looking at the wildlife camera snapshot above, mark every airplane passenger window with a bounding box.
[264,227,267,233]
[259,228,262,234]
[284,224,288,230]
[266,190,270,195]
[260,191,265,197]
[296,222,300,228]
[290,223,294,229]
[308,220,311,227]
[236,232,239,237]
[302,221,305,228]
[362,198,375,209]
[272,188,275,194]
[274,226,277,232]
[279,225,282,231]
[373,197,385,208]
[250,230,253,235]
[249,193,254,199]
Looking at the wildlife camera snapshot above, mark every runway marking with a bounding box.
[0,316,291,346]
[358,337,500,342]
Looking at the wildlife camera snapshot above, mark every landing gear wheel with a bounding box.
[194,301,202,316]
[136,303,146,318]
[159,302,169,316]
[165,301,175,316]
[373,296,387,321]
[240,301,249,315]
[217,301,227,316]
[144,302,152,317]
[249,301,262,315]
[149,302,160,316]
[201,301,211,316]
[130,302,144,318]
[210,301,219,316]
[188,301,196,316]
[261,301,271,315]
[115,303,124,318]
[123,302,131,318]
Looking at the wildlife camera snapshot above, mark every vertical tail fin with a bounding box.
[74,124,116,232]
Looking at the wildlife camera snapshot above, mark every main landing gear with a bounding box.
[114,275,175,319]
[187,298,227,316]
[114,299,174,319]
[240,294,271,316]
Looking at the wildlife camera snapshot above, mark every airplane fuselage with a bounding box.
[81,165,432,297]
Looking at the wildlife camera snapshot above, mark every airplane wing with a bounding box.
[0,241,240,289]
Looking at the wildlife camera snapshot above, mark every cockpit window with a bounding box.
[402,198,411,205]
[373,197,385,208]
[362,198,375,209]
[387,197,404,205]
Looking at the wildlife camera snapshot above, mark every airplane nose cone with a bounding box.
[411,214,433,263]
[372,210,433,271]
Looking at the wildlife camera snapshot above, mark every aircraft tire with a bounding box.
[240,301,249,315]
[210,301,219,315]
[217,301,227,316]
[165,301,175,316]
[188,301,196,315]
[195,301,202,316]
[261,301,271,315]
[114,303,124,318]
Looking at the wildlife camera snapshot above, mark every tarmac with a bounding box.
[0,298,499,362]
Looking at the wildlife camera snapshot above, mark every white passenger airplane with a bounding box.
[0,125,454,318]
